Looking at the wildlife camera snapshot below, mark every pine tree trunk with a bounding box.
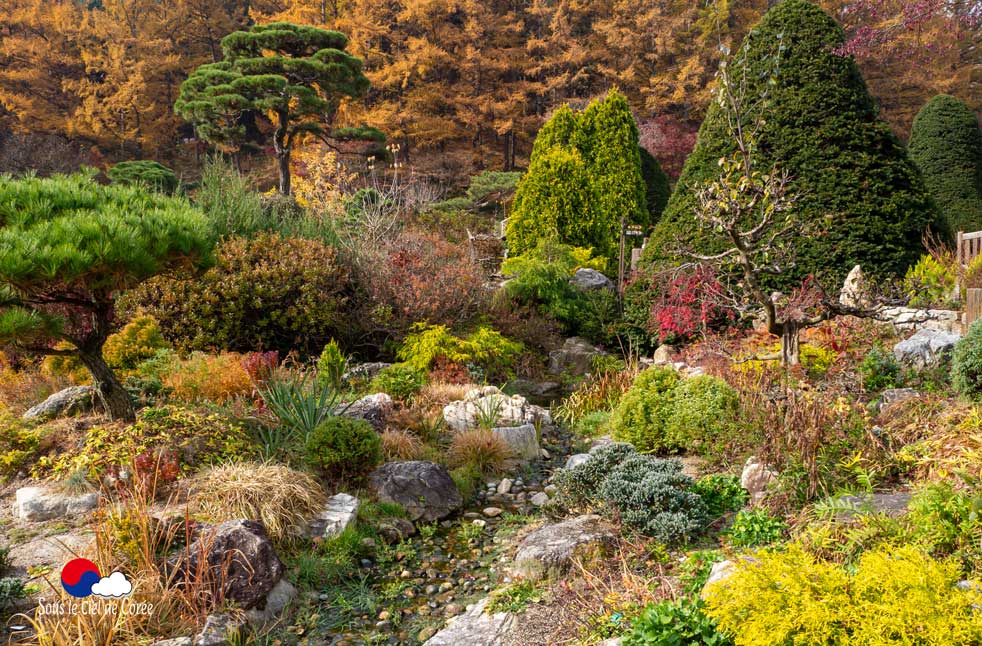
[78,350,135,422]
[277,151,291,195]
[781,323,801,367]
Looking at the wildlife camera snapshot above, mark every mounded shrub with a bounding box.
[643,0,942,289]
[126,233,352,356]
[107,160,179,194]
[369,363,427,401]
[703,544,982,646]
[608,366,681,453]
[909,94,982,234]
[952,320,982,400]
[305,416,382,480]
[665,375,740,453]
[103,315,170,373]
[553,442,638,507]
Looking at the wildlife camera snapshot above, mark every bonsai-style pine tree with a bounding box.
[909,95,982,234]
[643,0,942,288]
[507,90,658,263]
[175,22,371,195]
[0,172,213,421]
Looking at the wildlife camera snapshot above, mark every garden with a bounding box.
[1,1,982,645]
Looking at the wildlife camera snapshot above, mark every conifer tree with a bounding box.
[0,173,212,421]
[644,0,942,287]
[175,22,371,194]
[909,94,982,234]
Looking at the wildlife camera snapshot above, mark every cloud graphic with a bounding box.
[90,571,132,598]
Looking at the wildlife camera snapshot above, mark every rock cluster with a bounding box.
[443,386,551,432]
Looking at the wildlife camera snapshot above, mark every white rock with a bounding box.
[497,478,513,495]
[564,454,591,469]
[443,387,550,432]
[310,493,359,540]
[14,486,99,522]
[839,265,870,308]
[740,457,777,504]
[530,492,550,507]
[424,598,516,645]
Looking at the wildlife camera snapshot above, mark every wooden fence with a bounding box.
[958,231,982,267]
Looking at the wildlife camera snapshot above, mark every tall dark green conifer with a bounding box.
[909,94,982,234]
[644,0,941,286]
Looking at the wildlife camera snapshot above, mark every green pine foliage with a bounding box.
[507,90,653,263]
[909,94,982,234]
[107,160,179,194]
[643,0,942,288]
[640,148,671,225]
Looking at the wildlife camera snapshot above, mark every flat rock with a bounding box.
[424,598,516,646]
[14,486,99,522]
[153,639,193,646]
[310,493,359,540]
[492,424,540,462]
[369,461,462,522]
[509,514,616,580]
[8,531,96,574]
[22,386,94,421]
[880,307,959,334]
[893,329,960,369]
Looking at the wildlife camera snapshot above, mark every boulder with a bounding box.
[491,424,540,462]
[14,486,98,522]
[342,362,392,382]
[195,613,245,646]
[893,329,961,369]
[548,337,608,376]
[564,454,591,470]
[570,268,614,291]
[652,344,677,364]
[309,493,359,540]
[443,386,551,433]
[839,265,870,308]
[377,517,416,544]
[244,578,297,625]
[369,461,463,522]
[424,598,516,646]
[22,386,94,421]
[740,457,777,504]
[172,520,283,610]
[878,388,922,412]
[339,393,392,430]
[509,514,616,580]
[529,492,550,507]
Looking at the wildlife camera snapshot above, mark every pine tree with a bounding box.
[909,94,982,234]
[644,0,942,287]
[175,22,371,194]
[640,147,670,225]
[0,173,213,421]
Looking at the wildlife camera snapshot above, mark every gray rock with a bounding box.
[509,514,616,580]
[835,492,912,518]
[172,520,283,610]
[377,517,416,544]
[369,461,463,522]
[508,379,564,401]
[529,492,550,507]
[195,613,245,646]
[893,329,961,369]
[564,454,591,470]
[483,507,503,518]
[443,387,551,432]
[652,344,676,364]
[740,457,777,503]
[245,578,297,625]
[309,493,359,540]
[14,486,98,522]
[22,386,93,421]
[878,388,922,412]
[492,424,540,462]
[343,362,392,382]
[548,337,607,376]
[571,268,614,291]
[153,639,193,646]
[497,478,513,495]
[600,639,623,646]
[424,598,515,646]
[339,393,393,430]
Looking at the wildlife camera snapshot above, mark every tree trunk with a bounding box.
[277,151,291,195]
[78,350,135,422]
[780,323,801,367]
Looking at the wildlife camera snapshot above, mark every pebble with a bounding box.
[472,519,487,528]
[497,478,512,494]
[483,507,503,518]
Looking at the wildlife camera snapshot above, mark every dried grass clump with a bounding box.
[448,429,513,474]
[885,399,982,483]
[416,381,476,410]
[381,429,425,461]
[0,353,71,415]
[187,461,327,541]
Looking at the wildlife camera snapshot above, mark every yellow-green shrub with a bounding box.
[608,366,680,453]
[103,315,170,373]
[704,544,982,646]
[904,254,957,308]
[396,323,524,381]
[36,406,254,479]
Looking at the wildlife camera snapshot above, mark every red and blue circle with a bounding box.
[61,558,100,598]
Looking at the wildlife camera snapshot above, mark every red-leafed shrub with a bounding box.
[242,351,279,387]
[357,230,486,337]
[625,264,735,347]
